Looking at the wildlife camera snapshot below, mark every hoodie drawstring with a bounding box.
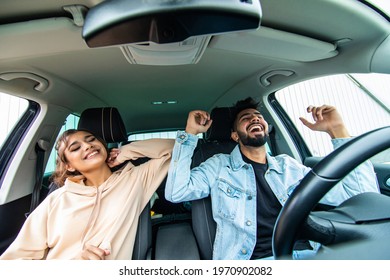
[81,187,103,248]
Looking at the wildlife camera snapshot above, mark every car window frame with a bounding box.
[268,93,312,160]
[0,100,40,186]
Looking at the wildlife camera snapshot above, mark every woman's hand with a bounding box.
[76,244,110,260]
[107,148,121,168]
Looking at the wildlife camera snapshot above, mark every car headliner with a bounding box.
[0,0,389,133]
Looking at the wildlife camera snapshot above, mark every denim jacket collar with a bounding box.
[266,153,284,174]
[230,145,246,171]
[230,145,283,174]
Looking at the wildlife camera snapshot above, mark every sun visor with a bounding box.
[0,18,87,60]
[209,27,338,62]
[82,0,262,47]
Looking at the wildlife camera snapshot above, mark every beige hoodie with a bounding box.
[0,138,174,260]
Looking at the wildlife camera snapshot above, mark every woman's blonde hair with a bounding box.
[50,129,109,186]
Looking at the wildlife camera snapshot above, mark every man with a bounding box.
[165,97,379,260]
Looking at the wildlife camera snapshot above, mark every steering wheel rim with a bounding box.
[272,126,390,259]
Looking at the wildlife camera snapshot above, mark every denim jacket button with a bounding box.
[176,131,188,143]
[241,248,247,255]
[247,195,252,200]
[246,220,252,226]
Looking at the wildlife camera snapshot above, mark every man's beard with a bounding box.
[237,131,268,147]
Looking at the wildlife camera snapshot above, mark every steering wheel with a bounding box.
[272,126,390,259]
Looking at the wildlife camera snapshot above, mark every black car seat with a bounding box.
[77,107,127,147]
[81,107,153,260]
[191,106,276,259]
[189,106,290,259]
[49,107,152,260]
[150,108,239,260]
[190,107,237,260]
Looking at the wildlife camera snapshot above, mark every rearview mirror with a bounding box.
[82,0,262,47]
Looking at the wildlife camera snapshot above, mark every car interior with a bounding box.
[0,0,389,260]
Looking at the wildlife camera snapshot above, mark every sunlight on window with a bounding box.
[0,92,28,149]
[275,73,390,163]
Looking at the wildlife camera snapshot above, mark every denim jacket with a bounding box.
[165,131,379,260]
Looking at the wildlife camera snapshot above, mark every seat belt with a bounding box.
[25,139,49,218]
[268,124,277,155]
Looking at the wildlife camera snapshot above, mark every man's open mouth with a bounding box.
[248,124,264,133]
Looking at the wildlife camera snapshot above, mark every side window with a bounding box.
[44,114,79,174]
[128,131,179,141]
[275,73,390,164]
[0,92,29,150]
[129,131,206,141]
[128,131,272,155]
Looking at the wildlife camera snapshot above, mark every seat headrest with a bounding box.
[205,107,235,142]
[77,107,127,143]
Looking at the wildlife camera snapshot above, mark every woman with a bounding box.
[0,129,173,260]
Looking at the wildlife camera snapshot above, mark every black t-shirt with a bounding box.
[242,153,312,259]
[241,154,282,259]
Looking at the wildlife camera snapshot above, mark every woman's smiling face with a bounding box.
[62,131,109,174]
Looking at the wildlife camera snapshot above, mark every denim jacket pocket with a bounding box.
[216,179,242,220]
